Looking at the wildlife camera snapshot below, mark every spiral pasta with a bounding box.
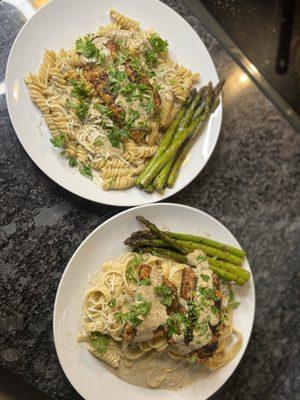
[110,9,140,31]
[25,10,200,191]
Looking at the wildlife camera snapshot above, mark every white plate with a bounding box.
[6,0,222,206]
[53,203,255,400]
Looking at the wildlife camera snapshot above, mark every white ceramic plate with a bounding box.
[6,0,222,206]
[53,203,255,400]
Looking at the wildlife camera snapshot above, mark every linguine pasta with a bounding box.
[78,251,242,389]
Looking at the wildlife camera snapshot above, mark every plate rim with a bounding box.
[5,0,222,207]
[53,202,255,400]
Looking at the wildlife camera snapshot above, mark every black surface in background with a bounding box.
[200,0,300,116]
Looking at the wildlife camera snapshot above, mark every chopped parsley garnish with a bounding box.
[108,127,128,148]
[126,109,140,128]
[136,293,143,302]
[187,300,201,323]
[94,103,113,117]
[198,287,218,301]
[90,332,108,354]
[108,299,116,308]
[166,313,187,338]
[80,164,92,178]
[108,67,128,93]
[50,134,65,148]
[149,34,168,52]
[201,274,210,282]
[197,255,207,262]
[116,49,129,65]
[144,49,158,65]
[189,355,197,363]
[68,98,89,121]
[138,278,151,286]
[126,266,137,282]
[130,58,142,73]
[195,322,209,336]
[70,79,89,98]
[68,156,77,167]
[129,255,141,269]
[145,97,155,114]
[114,311,126,321]
[211,305,219,314]
[76,37,105,64]
[154,285,174,307]
[114,301,151,328]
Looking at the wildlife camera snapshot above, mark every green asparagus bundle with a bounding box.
[135,81,224,192]
[125,217,250,285]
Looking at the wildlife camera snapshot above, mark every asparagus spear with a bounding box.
[136,247,248,285]
[125,234,243,266]
[135,89,196,187]
[126,229,245,258]
[167,82,224,188]
[153,86,211,191]
[164,231,245,258]
[136,216,189,254]
[143,182,154,193]
[208,256,250,280]
[139,115,202,187]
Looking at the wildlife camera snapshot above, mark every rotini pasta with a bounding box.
[25,10,199,191]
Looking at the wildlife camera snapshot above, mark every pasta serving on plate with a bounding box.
[25,10,199,191]
[78,217,249,390]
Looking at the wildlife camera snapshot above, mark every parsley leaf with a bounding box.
[144,49,158,65]
[138,278,151,286]
[127,300,151,327]
[114,311,126,321]
[195,322,209,336]
[126,266,137,282]
[154,285,174,307]
[129,255,141,269]
[198,287,218,301]
[197,255,207,262]
[108,67,128,93]
[149,34,168,52]
[68,98,89,121]
[108,127,128,147]
[90,333,108,354]
[50,134,65,148]
[108,298,116,308]
[166,313,186,338]
[130,58,142,73]
[189,355,197,363]
[68,156,77,167]
[80,164,92,178]
[76,37,98,58]
[211,305,219,314]
[126,109,140,128]
[201,274,210,282]
[116,49,129,65]
[93,103,113,117]
[70,79,89,98]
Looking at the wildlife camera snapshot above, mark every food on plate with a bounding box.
[135,80,224,192]
[78,217,249,389]
[25,9,208,191]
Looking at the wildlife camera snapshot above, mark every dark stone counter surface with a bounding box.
[0,1,299,399]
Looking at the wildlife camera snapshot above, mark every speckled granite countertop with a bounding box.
[0,1,299,399]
